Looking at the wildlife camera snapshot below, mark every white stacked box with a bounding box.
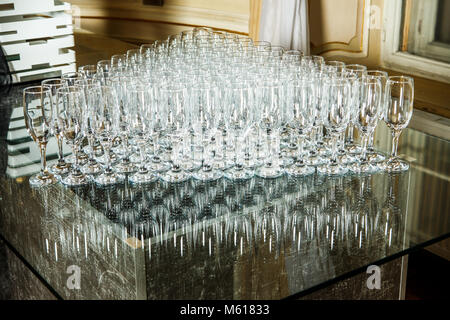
[0,0,76,83]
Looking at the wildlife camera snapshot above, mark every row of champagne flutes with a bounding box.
[23,27,414,188]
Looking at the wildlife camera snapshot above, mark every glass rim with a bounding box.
[41,78,65,85]
[23,85,51,93]
[387,75,414,83]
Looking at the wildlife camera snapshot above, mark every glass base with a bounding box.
[129,170,159,184]
[348,161,380,174]
[385,158,410,173]
[29,172,57,187]
[114,160,138,174]
[224,166,254,181]
[244,157,263,169]
[255,163,284,179]
[346,143,362,154]
[337,152,357,164]
[192,167,223,181]
[129,152,142,163]
[95,152,118,165]
[61,172,91,186]
[210,157,235,171]
[179,160,203,172]
[317,163,348,176]
[65,152,89,166]
[49,161,71,176]
[146,159,171,173]
[285,163,315,176]
[305,155,329,166]
[94,171,125,186]
[367,151,386,163]
[81,160,103,175]
[280,156,294,168]
[317,145,331,157]
[160,169,190,183]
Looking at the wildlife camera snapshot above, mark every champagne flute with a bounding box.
[42,78,71,176]
[23,86,57,186]
[349,76,383,173]
[93,85,125,186]
[285,77,316,176]
[56,86,90,186]
[383,76,414,172]
[128,84,159,184]
[317,78,352,175]
[366,70,389,166]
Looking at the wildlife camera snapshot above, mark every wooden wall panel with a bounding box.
[67,0,250,43]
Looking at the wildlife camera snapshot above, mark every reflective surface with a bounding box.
[0,82,449,300]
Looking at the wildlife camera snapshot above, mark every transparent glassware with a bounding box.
[255,78,284,179]
[349,76,383,174]
[344,64,367,154]
[160,84,191,183]
[305,69,331,166]
[78,64,97,79]
[223,80,254,181]
[75,81,103,175]
[128,84,159,184]
[110,75,137,174]
[56,86,90,186]
[41,78,71,177]
[383,76,414,172]
[191,82,223,181]
[317,78,352,175]
[61,72,81,86]
[285,78,316,176]
[93,85,125,186]
[23,86,57,187]
[365,70,389,166]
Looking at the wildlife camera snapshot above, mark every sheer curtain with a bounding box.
[258,0,310,54]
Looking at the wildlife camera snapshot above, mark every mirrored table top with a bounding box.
[1,79,449,300]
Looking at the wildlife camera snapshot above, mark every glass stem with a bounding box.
[122,133,129,161]
[88,134,95,162]
[368,131,375,151]
[347,125,354,144]
[56,135,64,163]
[330,135,339,164]
[297,133,304,165]
[105,145,112,173]
[72,144,80,175]
[391,129,402,159]
[40,142,48,175]
[360,134,368,162]
[139,143,146,172]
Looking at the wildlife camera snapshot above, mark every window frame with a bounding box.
[381,0,450,84]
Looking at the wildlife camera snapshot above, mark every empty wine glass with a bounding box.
[56,86,90,186]
[93,85,125,186]
[110,75,137,174]
[223,80,254,180]
[42,78,71,177]
[76,80,103,175]
[383,76,414,172]
[128,84,159,184]
[160,84,191,183]
[285,78,316,176]
[191,82,223,181]
[366,70,389,165]
[317,78,352,175]
[344,64,367,154]
[349,76,383,174]
[255,78,284,179]
[23,86,57,186]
